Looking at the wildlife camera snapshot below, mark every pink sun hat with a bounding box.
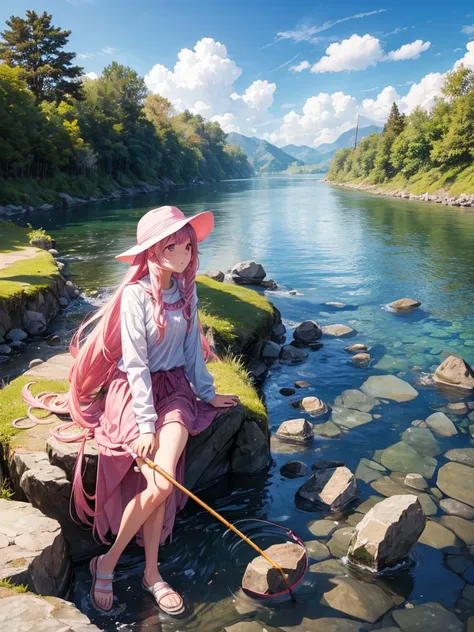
[115,205,214,264]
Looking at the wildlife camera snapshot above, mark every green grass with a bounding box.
[0,222,59,300]
[0,376,69,448]
[196,275,274,350]
[0,578,29,593]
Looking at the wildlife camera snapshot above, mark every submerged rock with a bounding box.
[280,345,308,364]
[437,462,474,508]
[425,412,458,437]
[380,441,437,478]
[322,324,355,337]
[433,355,474,391]
[242,542,306,594]
[440,498,474,520]
[323,576,394,623]
[313,420,341,438]
[401,426,441,457]
[294,379,311,388]
[389,297,421,311]
[348,495,426,570]
[296,466,358,511]
[404,473,428,491]
[330,406,372,429]
[334,389,377,412]
[352,352,371,367]
[276,418,313,442]
[280,460,307,478]
[360,375,418,402]
[280,387,295,396]
[444,448,474,467]
[293,320,322,343]
[392,602,463,632]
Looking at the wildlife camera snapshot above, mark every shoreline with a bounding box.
[326,179,474,208]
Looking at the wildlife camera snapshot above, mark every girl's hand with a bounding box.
[208,394,240,408]
[131,433,156,459]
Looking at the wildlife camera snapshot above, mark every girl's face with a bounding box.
[155,237,193,274]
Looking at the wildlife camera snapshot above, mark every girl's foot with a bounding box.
[142,572,184,615]
[89,555,114,613]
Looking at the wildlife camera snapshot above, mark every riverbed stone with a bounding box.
[330,406,372,429]
[447,402,469,415]
[28,358,44,370]
[299,396,328,416]
[323,577,394,623]
[392,602,463,632]
[355,458,385,484]
[261,340,281,360]
[334,389,377,412]
[380,441,437,478]
[296,467,358,511]
[440,498,474,520]
[304,540,330,561]
[313,420,341,438]
[345,343,368,353]
[419,520,461,549]
[293,320,322,343]
[294,380,311,388]
[401,427,441,457]
[352,353,371,367]
[360,375,418,402]
[438,515,474,545]
[0,499,70,596]
[389,298,421,311]
[327,527,356,558]
[307,520,340,538]
[371,477,437,516]
[425,412,458,437]
[437,462,474,507]
[322,324,355,337]
[242,542,306,594]
[444,448,474,467]
[434,356,474,391]
[7,328,28,341]
[280,387,296,396]
[348,495,426,570]
[276,418,313,442]
[404,473,428,491]
[280,345,308,363]
[280,460,308,478]
[0,344,11,355]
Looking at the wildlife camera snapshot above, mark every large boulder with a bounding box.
[280,345,308,364]
[231,261,266,285]
[276,418,313,443]
[230,421,269,474]
[293,320,322,344]
[242,542,306,594]
[348,494,426,570]
[433,356,474,391]
[295,466,358,511]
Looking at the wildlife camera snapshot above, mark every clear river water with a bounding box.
[18,175,474,630]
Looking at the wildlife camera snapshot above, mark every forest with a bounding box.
[0,11,253,205]
[328,66,474,196]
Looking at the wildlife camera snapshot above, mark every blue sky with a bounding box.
[1,1,474,147]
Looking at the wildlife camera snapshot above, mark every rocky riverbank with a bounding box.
[327,179,474,208]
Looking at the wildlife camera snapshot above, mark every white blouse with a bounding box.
[118,275,216,434]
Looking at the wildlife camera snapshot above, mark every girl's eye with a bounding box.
[186,243,192,251]
[167,245,175,252]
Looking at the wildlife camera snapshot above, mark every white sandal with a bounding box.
[142,579,185,615]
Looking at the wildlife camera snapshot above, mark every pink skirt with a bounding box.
[74,365,223,545]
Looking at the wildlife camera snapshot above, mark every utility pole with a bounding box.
[354,113,360,150]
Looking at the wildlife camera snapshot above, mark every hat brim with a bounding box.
[115,210,214,264]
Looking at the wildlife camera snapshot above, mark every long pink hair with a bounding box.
[22,223,218,438]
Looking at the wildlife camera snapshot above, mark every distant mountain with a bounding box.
[226,132,303,173]
[281,144,322,165]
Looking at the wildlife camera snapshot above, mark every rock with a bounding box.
[0,499,70,596]
[355,458,386,484]
[444,448,474,467]
[295,466,358,511]
[242,542,305,594]
[280,460,307,478]
[38,203,54,211]
[437,462,474,508]
[231,261,266,285]
[323,577,394,623]
[0,344,11,355]
[276,418,313,442]
[392,602,463,632]
[327,527,356,557]
[304,539,330,561]
[345,343,368,353]
[299,396,328,417]
[371,477,437,516]
[433,355,474,391]
[280,387,295,396]
[330,406,372,429]
[380,441,437,478]
[283,616,363,632]
[438,515,474,545]
[57,192,75,205]
[389,298,421,311]
[312,460,346,471]
[352,353,370,367]
[360,375,418,402]
[272,322,286,338]
[293,320,322,343]
[425,412,458,437]
[28,359,44,370]
[419,520,460,549]
[261,340,281,360]
[440,498,474,520]
[280,345,308,364]
[65,280,77,298]
[203,269,224,282]
[404,473,428,491]
[23,310,47,335]
[313,420,341,438]
[0,355,9,365]
[447,402,469,415]
[48,249,59,257]
[401,426,441,457]
[295,380,311,388]
[348,495,426,570]
[322,324,355,337]
[231,421,269,475]
[6,328,27,342]
[334,389,377,413]
[247,359,268,381]
[261,279,277,290]
[307,520,340,538]
[45,334,62,347]
[59,297,69,307]
[9,340,24,349]
[326,302,346,308]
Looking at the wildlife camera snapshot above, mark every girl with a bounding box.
[24,205,239,616]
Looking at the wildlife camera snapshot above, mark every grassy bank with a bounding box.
[0,222,58,301]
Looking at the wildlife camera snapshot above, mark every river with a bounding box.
[19,176,474,630]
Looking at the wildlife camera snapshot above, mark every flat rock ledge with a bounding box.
[0,499,70,596]
[0,588,99,632]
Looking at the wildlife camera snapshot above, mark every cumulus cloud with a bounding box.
[144,38,276,134]
[84,71,99,80]
[386,39,431,61]
[290,60,311,72]
[454,41,474,69]
[462,25,474,34]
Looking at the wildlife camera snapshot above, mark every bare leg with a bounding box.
[92,422,189,611]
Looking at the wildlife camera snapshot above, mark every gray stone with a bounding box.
[0,344,11,355]
[304,540,330,561]
[389,297,421,311]
[360,375,418,402]
[8,340,24,349]
[348,495,426,570]
[447,402,469,415]
[419,520,461,549]
[401,426,441,457]
[434,355,474,391]
[203,269,225,282]
[352,352,371,367]
[444,448,474,467]
[437,462,474,507]
[59,297,69,307]
[23,310,47,335]
[323,577,394,623]
[355,459,385,484]
[327,527,356,558]
[281,616,362,632]
[293,320,322,343]
[371,477,437,516]
[7,328,27,342]
[380,441,437,478]
[392,602,463,632]
[48,249,59,257]
[276,418,313,442]
[313,420,341,438]
[299,396,328,417]
[425,412,458,437]
[438,515,474,545]
[322,324,355,337]
[281,461,307,478]
[307,520,340,538]
[280,345,308,363]
[440,498,474,520]
[333,389,377,412]
[231,421,269,474]
[261,279,277,290]
[330,406,372,429]
[345,343,368,353]
[296,467,358,511]
[404,473,428,491]
[231,261,266,284]
[261,340,281,360]
[242,542,306,594]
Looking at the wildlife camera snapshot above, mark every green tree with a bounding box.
[383,102,406,136]
[0,10,83,103]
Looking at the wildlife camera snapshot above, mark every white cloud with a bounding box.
[275,10,386,43]
[144,38,275,135]
[78,46,116,60]
[84,71,99,80]
[462,25,474,34]
[454,41,474,69]
[386,40,431,61]
[311,34,384,72]
[290,60,310,72]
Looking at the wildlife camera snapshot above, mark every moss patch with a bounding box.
[0,222,59,301]
[196,275,274,349]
